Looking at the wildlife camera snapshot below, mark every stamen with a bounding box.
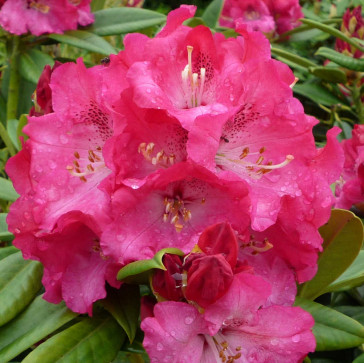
[181,46,206,108]
[29,1,50,13]
[138,142,175,168]
[162,197,192,233]
[216,144,294,180]
[240,235,273,255]
[67,147,105,182]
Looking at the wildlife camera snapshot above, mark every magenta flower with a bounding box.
[336,124,364,209]
[108,5,271,131]
[0,0,94,35]
[220,0,303,36]
[101,162,250,264]
[336,6,364,59]
[12,212,120,315]
[6,59,128,312]
[142,273,315,363]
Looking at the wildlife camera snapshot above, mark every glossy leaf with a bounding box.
[0,295,78,363]
[0,177,19,201]
[295,297,364,351]
[354,353,364,362]
[316,47,364,72]
[19,49,54,84]
[301,19,364,54]
[0,214,13,243]
[101,284,140,343]
[0,246,17,260]
[201,0,224,28]
[49,30,116,55]
[7,118,20,151]
[90,8,166,36]
[325,251,364,292]
[117,248,184,282]
[0,252,43,327]
[294,82,346,106]
[309,66,347,83]
[271,46,316,68]
[299,209,363,300]
[22,315,125,363]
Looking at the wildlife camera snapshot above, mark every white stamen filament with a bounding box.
[181,45,207,108]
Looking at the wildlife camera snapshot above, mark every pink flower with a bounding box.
[142,273,315,363]
[0,0,94,36]
[100,162,251,264]
[12,211,120,315]
[220,0,303,36]
[336,6,364,59]
[29,61,62,117]
[108,5,271,130]
[6,59,127,312]
[336,124,364,209]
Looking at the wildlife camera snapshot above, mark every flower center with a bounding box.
[205,333,242,362]
[215,145,294,180]
[163,196,192,233]
[244,9,260,21]
[66,147,105,182]
[138,142,176,167]
[181,45,206,108]
[240,234,273,255]
[27,0,50,13]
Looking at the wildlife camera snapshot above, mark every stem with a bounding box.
[6,36,20,121]
[352,81,364,124]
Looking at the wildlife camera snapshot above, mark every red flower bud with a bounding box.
[197,222,238,268]
[184,254,234,308]
[152,254,184,302]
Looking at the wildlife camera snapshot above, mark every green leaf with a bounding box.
[22,315,125,363]
[0,252,43,327]
[271,46,316,68]
[0,213,13,243]
[19,49,54,84]
[7,118,20,151]
[0,246,17,260]
[49,30,116,55]
[325,250,364,292]
[90,8,166,36]
[295,297,364,351]
[201,0,224,28]
[294,82,347,106]
[0,177,19,202]
[308,66,347,83]
[300,19,364,54]
[101,284,140,343]
[117,248,184,282]
[0,295,78,363]
[316,47,364,72]
[354,353,364,363]
[299,209,364,300]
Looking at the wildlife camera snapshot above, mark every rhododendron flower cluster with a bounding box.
[219,0,303,36]
[6,4,344,362]
[0,0,94,35]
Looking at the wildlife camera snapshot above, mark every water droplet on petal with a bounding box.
[184,316,194,325]
[292,334,301,343]
[59,135,69,144]
[270,338,279,346]
[156,343,164,351]
[49,160,57,169]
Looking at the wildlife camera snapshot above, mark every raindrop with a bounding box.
[23,212,31,220]
[146,88,152,94]
[59,135,69,144]
[156,343,164,351]
[292,334,301,343]
[184,316,194,325]
[270,338,279,346]
[49,160,57,169]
